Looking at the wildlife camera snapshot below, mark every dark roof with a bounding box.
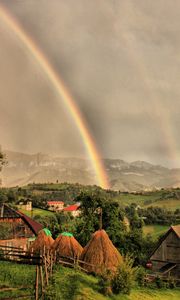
[0,203,20,218]
[18,211,43,235]
[0,204,43,235]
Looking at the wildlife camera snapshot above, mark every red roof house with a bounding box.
[47,201,64,211]
[63,204,81,217]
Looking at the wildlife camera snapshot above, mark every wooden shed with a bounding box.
[149,225,180,279]
[0,203,43,250]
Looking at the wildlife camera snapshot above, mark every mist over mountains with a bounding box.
[2,150,180,192]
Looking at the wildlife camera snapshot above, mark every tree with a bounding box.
[0,151,6,171]
[0,150,6,186]
[74,191,126,247]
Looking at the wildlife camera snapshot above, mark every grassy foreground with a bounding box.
[0,261,36,299]
[0,262,179,300]
[45,266,180,300]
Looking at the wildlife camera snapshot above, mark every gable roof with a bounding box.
[171,225,180,238]
[18,211,43,235]
[150,224,180,260]
[64,204,80,212]
[0,203,20,218]
[0,204,43,235]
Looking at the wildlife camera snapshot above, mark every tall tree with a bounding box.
[74,191,126,246]
[0,151,6,171]
[0,150,6,186]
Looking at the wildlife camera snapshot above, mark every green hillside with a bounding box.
[114,190,180,210]
[0,261,180,300]
[2,183,180,211]
[45,266,180,300]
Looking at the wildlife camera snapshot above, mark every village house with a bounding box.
[63,203,81,217]
[47,201,64,212]
[17,201,32,211]
[0,203,43,250]
[149,225,180,280]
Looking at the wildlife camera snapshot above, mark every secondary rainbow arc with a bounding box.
[0,4,110,189]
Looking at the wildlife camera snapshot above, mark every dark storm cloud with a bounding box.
[0,0,180,166]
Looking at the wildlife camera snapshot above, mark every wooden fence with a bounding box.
[0,245,97,300]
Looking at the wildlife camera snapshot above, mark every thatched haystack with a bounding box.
[29,228,54,253]
[80,229,122,274]
[52,232,83,259]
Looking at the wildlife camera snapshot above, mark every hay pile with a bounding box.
[29,228,54,253]
[80,229,122,274]
[52,232,83,259]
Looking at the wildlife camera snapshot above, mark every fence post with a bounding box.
[35,265,39,300]
[44,254,49,286]
[40,265,44,299]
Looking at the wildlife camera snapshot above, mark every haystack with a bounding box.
[52,232,83,259]
[29,228,54,253]
[80,229,122,274]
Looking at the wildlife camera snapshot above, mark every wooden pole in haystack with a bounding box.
[99,207,103,230]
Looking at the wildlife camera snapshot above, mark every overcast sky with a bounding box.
[0,0,180,167]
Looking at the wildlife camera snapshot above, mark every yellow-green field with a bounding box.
[143,225,169,239]
[19,207,54,217]
[145,199,180,210]
[118,288,180,300]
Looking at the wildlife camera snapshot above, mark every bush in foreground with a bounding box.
[111,255,137,295]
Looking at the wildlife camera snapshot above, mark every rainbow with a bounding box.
[118,1,179,170]
[0,5,110,189]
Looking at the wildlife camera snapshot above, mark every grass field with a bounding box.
[145,199,180,210]
[19,207,54,217]
[115,191,180,211]
[45,266,180,300]
[115,191,163,207]
[0,262,179,300]
[143,225,169,239]
[0,261,35,299]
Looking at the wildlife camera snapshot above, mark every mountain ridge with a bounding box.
[1,150,180,191]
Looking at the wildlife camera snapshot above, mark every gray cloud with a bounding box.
[0,0,180,166]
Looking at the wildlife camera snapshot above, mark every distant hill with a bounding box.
[1,150,180,191]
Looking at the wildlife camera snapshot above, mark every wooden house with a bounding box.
[149,225,180,279]
[0,203,43,250]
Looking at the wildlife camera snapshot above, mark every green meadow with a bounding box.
[0,261,180,300]
[143,225,169,239]
[19,207,54,217]
[0,261,35,299]
[45,266,180,300]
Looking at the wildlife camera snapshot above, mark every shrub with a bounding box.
[136,266,147,287]
[167,276,176,289]
[154,276,166,289]
[98,269,113,296]
[111,255,137,295]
